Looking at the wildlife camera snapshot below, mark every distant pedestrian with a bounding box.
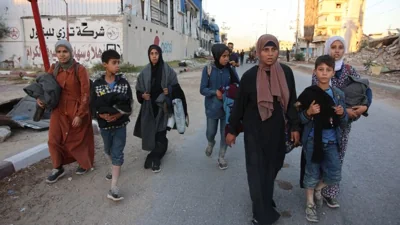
[134,45,180,173]
[297,55,348,222]
[38,39,95,184]
[226,34,300,225]
[228,42,240,68]
[240,49,245,65]
[286,48,290,62]
[91,50,133,201]
[309,36,372,208]
[200,44,239,170]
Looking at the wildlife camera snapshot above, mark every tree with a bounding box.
[0,16,10,40]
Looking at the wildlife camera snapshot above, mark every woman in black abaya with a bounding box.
[226,34,301,225]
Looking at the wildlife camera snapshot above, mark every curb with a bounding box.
[0,62,208,180]
[287,62,400,91]
[0,143,49,180]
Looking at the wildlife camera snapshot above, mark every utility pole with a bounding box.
[28,0,50,71]
[63,0,69,41]
[295,0,300,54]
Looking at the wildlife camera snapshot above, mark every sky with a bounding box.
[203,0,400,50]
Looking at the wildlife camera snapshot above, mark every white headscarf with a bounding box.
[324,36,346,71]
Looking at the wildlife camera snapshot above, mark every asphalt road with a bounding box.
[132,62,400,225]
[2,61,399,225]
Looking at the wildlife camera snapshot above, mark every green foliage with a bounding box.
[0,16,9,40]
[294,52,305,61]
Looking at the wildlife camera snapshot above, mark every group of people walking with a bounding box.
[34,33,370,224]
[35,40,181,201]
[202,35,371,224]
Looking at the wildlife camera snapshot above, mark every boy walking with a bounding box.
[297,55,348,222]
[91,50,133,201]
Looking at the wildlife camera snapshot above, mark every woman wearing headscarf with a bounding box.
[310,36,371,208]
[134,45,178,173]
[37,39,95,184]
[226,34,301,225]
[200,44,239,170]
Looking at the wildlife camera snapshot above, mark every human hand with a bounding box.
[226,133,236,147]
[72,116,82,127]
[163,88,169,95]
[142,92,151,101]
[346,108,358,119]
[216,90,223,100]
[107,113,122,122]
[333,105,344,116]
[352,105,367,116]
[36,98,45,108]
[307,100,320,116]
[291,131,301,146]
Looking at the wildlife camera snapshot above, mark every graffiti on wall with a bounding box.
[26,43,122,65]
[23,17,123,67]
[154,36,173,54]
[28,23,120,41]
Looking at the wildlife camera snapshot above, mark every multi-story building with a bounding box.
[0,0,218,68]
[312,0,365,56]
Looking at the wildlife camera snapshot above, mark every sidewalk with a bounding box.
[0,60,207,180]
[285,61,400,91]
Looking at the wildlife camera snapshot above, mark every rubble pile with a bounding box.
[346,33,400,78]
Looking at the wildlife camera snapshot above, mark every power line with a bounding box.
[366,0,385,9]
[364,5,400,20]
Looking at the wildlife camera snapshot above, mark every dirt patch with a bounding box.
[280,210,292,218]
[276,180,293,191]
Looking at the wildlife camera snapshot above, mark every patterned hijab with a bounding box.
[256,34,290,121]
[324,36,346,71]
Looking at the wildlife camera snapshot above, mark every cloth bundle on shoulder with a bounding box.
[23,72,61,121]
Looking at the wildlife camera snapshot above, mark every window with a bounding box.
[150,0,168,27]
[336,3,341,9]
[331,29,338,35]
[335,16,341,21]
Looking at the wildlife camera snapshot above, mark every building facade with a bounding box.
[312,0,365,56]
[0,0,218,68]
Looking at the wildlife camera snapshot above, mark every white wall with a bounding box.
[20,16,123,68]
[123,16,200,66]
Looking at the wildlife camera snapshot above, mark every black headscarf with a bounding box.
[211,44,229,69]
[147,45,164,116]
[297,85,340,162]
[148,44,164,72]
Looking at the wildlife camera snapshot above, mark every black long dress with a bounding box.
[229,64,300,225]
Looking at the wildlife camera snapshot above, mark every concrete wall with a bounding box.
[22,16,123,68]
[123,16,200,66]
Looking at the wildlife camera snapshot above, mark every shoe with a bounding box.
[251,219,259,225]
[218,158,228,170]
[324,196,340,208]
[144,156,152,169]
[314,189,323,207]
[105,172,112,181]
[46,167,65,184]
[107,187,124,201]
[205,141,215,157]
[305,203,319,223]
[75,166,88,175]
[152,160,161,173]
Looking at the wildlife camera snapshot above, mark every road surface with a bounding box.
[1,62,399,225]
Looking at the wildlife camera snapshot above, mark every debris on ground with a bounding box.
[346,30,400,83]
[0,125,12,143]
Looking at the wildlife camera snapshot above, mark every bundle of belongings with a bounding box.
[23,72,61,121]
[221,83,243,137]
[341,75,372,121]
[166,83,189,134]
[92,92,132,129]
